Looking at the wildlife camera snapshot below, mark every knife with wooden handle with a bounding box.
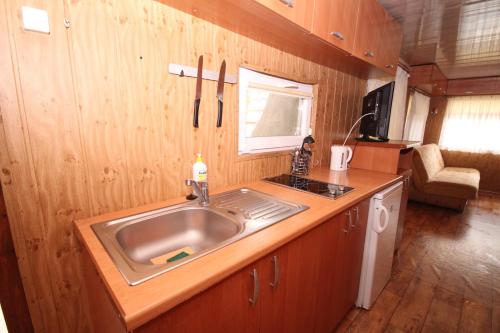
[193,55,203,128]
[216,60,226,128]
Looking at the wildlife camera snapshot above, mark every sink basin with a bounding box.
[92,188,308,285]
[115,208,242,265]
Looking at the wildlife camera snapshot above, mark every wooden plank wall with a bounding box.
[0,0,366,332]
[423,96,448,145]
[441,151,500,194]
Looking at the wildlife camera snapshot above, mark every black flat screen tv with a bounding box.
[358,81,395,142]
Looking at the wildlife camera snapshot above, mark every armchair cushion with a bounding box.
[412,144,445,188]
[423,167,480,199]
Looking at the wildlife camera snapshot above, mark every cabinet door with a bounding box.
[136,265,260,333]
[331,209,356,323]
[378,12,403,75]
[346,199,370,305]
[258,247,289,333]
[315,200,370,333]
[260,220,327,333]
[254,0,314,31]
[312,0,360,53]
[313,214,345,333]
[395,175,410,250]
[352,0,386,67]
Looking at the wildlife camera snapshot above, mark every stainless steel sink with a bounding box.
[92,188,308,285]
[115,208,243,264]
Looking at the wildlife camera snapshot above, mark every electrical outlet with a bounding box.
[21,6,50,34]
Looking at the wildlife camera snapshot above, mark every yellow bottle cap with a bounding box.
[196,153,203,162]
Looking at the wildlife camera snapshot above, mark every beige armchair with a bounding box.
[410,144,480,212]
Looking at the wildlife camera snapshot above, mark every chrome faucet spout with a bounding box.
[185,179,209,206]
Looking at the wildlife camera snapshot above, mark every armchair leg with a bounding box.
[457,200,467,213]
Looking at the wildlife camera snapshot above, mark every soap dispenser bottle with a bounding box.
[192,153,207,182]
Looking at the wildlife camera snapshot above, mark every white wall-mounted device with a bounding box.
[21,6,50,34]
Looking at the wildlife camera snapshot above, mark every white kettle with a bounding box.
[330,145,353,171]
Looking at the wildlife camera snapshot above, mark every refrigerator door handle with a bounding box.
[373,205,389,233]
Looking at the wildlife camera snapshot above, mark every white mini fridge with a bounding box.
[356,181,403,309]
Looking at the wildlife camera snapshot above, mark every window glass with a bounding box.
[245,88,305,138]
[439,95,500,154]
[238,68,313,154]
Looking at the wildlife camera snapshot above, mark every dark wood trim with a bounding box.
[413,87,432,97]
[408,64,447,96]
[479,190,500,197]
[397,58,410,73]
[0,187,34,333]
[446,76,500,96]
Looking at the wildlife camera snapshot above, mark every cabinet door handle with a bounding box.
[279,0,294,7]
[353,206,359,228]
[344,210,351,233]
[348,209,355,229]
[249,268,260,306]
[270,255,280,290]
[330,31,345,40]
[364,51,375,57]
[385,64,395,69]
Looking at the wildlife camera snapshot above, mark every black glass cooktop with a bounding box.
[264,174,354,200]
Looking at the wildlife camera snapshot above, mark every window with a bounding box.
[439,95,500,154]
[238,67,313,154]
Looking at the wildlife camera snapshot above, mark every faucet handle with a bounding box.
[185,179,197,201]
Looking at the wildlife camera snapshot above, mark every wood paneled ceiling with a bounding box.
[379,0,500,79]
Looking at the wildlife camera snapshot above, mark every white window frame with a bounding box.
[238,67,313,155]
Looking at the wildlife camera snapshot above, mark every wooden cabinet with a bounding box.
[261,201,369,333]
[344,140,418,175]
[312,0,360,53]
[409,64,449,96]
[313,213,343,333]
[258,249,290,333]
[163,0,402,77]
[352,0,385,67]
[395,171,411,251]
[88,202,371,333]
[136,221,331,333]
[136,263,260,333]
[345,200,370,309]
[314,199,369,333]
[254,0,314,31]
[378,11,403,75]
[353,0,402,75]
[260,221,325,333]
[269,0,403,75]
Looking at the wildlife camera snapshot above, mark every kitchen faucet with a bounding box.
[185,179,209,206]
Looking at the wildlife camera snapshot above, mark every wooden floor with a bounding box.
[336,194,500,333]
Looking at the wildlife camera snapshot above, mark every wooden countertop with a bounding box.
[75,168,401,330]
[336,139,421,149]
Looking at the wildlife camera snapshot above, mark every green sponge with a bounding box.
[167,251,190,263]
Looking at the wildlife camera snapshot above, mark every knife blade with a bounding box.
[193,55,203,128]
[216,60,226,128]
